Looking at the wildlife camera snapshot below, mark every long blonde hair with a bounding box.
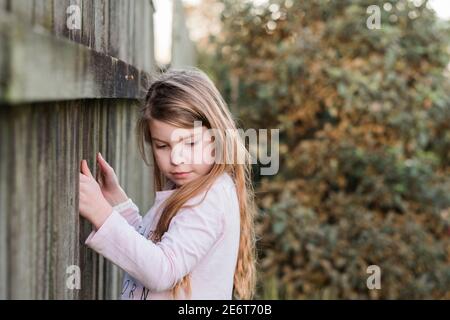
[136,67,257,299]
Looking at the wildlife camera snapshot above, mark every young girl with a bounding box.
[78,67,257,300]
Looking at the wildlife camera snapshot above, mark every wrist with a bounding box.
[92,204,113,230]
[109,188,129,206]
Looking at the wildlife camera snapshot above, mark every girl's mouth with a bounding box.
[171,171,192,178]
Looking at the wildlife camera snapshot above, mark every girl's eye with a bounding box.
[155,144,167,149]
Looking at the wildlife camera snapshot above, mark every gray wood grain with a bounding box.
[0,10,151,104]
[0,0,196,300]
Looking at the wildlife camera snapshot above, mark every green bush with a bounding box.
[199,0,450,298]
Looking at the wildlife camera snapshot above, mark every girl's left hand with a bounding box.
[79,159,113,230]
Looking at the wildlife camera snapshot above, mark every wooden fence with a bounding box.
[0,0,196,299]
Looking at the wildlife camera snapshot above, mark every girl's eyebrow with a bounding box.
[151,137,169,144]
[152,133,202,144]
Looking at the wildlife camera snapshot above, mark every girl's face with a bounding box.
[149,119,215,187]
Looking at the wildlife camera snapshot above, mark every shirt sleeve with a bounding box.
[112,198,142,229]
[84,187,225,292]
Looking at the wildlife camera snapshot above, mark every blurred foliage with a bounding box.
[197,0,450,299]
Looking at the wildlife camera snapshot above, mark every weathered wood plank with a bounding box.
[52,0,76,40]
[81,0,95,48]
[140,1,154,73]
[134,0,153,72]
[105,0,119,59]
[32,0,53,30]
[26,106,40,299]
[0,10,150,104]
[93,0,109,54]
[8,106,34,299]
[0,0,10,11]
[49,102,77,299]
[0,99,154,299]
[9,0,34,22]
[0,0,168,301]
[107,0,130,63]
[78,100,101,300]
[34,105,52,299]
[0,105,11,299]
[0,100,151,299]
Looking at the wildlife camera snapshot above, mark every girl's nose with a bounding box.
[170,144,186,166]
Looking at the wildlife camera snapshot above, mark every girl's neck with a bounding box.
[165,179,178,190]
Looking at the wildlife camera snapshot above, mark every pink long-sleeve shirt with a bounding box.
[85,173,240,300]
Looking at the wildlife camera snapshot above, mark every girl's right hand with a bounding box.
[96,152,129,207]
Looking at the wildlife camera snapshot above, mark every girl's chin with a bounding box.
[171,174,196,186]
[173,180,191,188]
